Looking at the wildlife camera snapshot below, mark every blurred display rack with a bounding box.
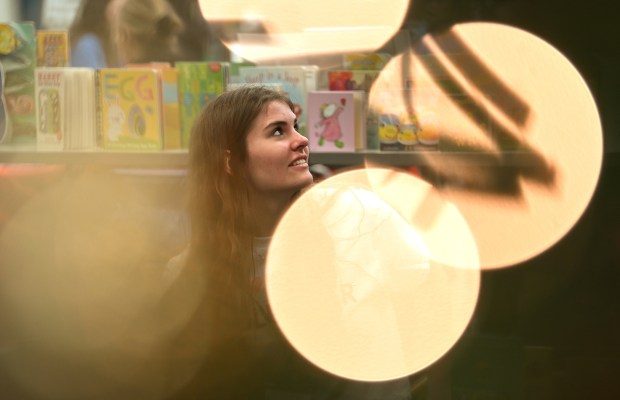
[0,146,543,168]
[0,147,550,169]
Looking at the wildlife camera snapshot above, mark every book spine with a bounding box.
[356,92,368,151]
[94,70,103,150]
[35,67,64,151]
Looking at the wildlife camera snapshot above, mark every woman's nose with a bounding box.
[292,129,309,150]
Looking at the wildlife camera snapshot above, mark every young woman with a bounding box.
[163,86,413,399]
[163,86,317,397]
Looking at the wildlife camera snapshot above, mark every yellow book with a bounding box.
[96,68,163,151]
[127,63,181,150]
[36,30,70,67]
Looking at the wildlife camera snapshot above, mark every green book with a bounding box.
[176,62,229,148]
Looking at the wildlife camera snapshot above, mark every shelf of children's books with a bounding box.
[0,147,189,167]
[0,146,541,168]
[311,151,540,167]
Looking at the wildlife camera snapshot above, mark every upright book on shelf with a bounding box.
[237,65,319,136]
[95,68,164,151]
[35,67,96,150]
[307,90,367,152]
[127,63,181,150]
[342,53,391,70]
[177,61,229,148]
[327,70,380,92]
[36,30,70,67]
[328,69,382,150]
[0,22,37,145]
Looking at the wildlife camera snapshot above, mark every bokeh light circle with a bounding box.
[266,168,479,381]
[198,0,410,62]
[369,22,603,269]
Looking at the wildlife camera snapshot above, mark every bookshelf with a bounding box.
[0,145,541,168]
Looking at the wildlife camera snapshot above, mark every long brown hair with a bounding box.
[187,86,294,327]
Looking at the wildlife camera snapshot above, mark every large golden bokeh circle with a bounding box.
[369,22,603,269]
[266,168,480,381]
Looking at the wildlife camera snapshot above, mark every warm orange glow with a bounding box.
[368,23,603,269]
[0,172,201,399]
[267,168,479,381]
[198,0,410,62]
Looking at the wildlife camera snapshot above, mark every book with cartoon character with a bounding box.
[238,65,319,136]
[327,70,380,92]
[128,63,181,150]
[95,68,163,151]
[307,91,367,152]
[36,30,70,67]
[328,69,382,150]
[0,22,37,145]
[371,87,442,152]
[35,67,96,151]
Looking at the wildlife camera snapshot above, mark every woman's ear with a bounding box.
[225,150,232,175]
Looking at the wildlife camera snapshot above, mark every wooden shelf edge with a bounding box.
[0,147,583,168]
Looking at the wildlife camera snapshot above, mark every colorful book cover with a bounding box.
[372,88,441,152]
[177,61,229,148]
[229,61,256,84]
[35,67,97,151]
[96,68,163,151]
[36,30,70,67]
[328,70,380,92]
[307,90,367,153]
[0,22,37,145]
[128,63,181,150]
[238,65,319,136]
[328,70,381,150]
[343,53,392,70]
[35,67,65,150]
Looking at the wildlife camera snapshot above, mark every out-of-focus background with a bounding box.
[1,0,619,399]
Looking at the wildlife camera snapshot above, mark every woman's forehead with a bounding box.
[262,100,295,119]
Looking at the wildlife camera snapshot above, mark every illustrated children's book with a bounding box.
[238,65,319,136]
[36,30,70,67]
[328,70,381,150]
[0,22,37,145]
[177,61,229,148]
[307,90,367,153]
[372,88,441,151]
[35,67,96,150]
[96,68,164,151]
[127,63,181,150]
[328,70,380,92]
[342,53,392,70]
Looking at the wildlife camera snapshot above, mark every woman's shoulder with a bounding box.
[71,34,106,68]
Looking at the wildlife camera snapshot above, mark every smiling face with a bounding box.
[244,100,313,200]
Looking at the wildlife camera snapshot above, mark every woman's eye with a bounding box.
[294,122,299,131]
[273,128,284,136]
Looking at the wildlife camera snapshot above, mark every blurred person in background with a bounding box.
[165,0,230,61]
[114,0,183,65]
[69,0,119,68]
